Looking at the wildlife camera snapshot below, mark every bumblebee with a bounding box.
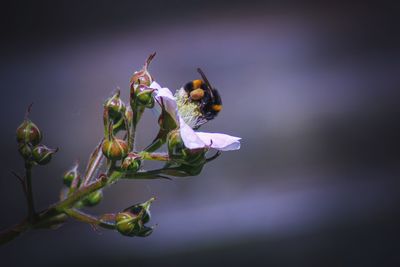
[178,68,222,128]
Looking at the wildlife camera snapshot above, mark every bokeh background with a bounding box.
[1,1,400,266]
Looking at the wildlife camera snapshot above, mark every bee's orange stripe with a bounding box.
[192,79,202,89]
[212,104,222,112]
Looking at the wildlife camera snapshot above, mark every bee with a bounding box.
[183,68,222,122]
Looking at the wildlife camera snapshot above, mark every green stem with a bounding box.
[140,152,170,161]
[25,163,35,223]
[64,209,115,229]
[0,220,30,245]
[54,175,108,212]
[131,106,145,150]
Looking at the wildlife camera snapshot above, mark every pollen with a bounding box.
[190,88,205,100]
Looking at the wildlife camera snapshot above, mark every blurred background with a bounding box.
[1,1,400,266]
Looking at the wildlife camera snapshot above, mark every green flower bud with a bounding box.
[32,145,58,165]
[16,119,42,146]
[123,197,155,224]
[63,163,80,187]
[115,212,141,237]
[130,53,156,87]
[104,90,126,119]
[136,88,155,108]
[102,138,128,160]
[115,197,155,237]
[82,190,103,207]
[121,153,141,172]
[167,130,184,154]
[18,143,33,160]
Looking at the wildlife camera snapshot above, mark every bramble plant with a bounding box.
[0,53,241,245]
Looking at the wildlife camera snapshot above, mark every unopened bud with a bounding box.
[130,53,156,87]
[136,88,155,108]
[18,143,33,160]
[63,163,80,187]
[104,90,126,119]
[123,197,154,224]
[115,212,140,236]
[102,138,128,160]
[121,153,141,172]
[32,145,58,165]
[82,190,103,207]
[16,119,42,146]
[115,197,155,237]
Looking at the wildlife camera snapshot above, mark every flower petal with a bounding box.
[195,132,241,151]
[150,81,178,121]
[179,117,207,149]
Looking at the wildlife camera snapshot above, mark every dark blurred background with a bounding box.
[1,1,400,266]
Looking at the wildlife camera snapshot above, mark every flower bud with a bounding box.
[18,143,33,160]
[124,197,154,224]
[115,197,155,237]
[130,53,156,87]
[104,90,126,119]
[121,153,141,172]
[32,145,58,165]
[102,138,128,160]
[82,190,103,207]
[167,130,184,154]
[136,88,155,108]
[63,163,80,187]
[115,212,141,236]
[16,119,42,146]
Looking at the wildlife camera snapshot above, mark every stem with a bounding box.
[0,220,30,245]
[0,173,111,245]
[25,163,35,223]
[54,175,108,212]
[140,152,170,161]
[131,106,145,151]
[64,209,115,229]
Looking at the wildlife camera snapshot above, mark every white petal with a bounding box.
[151,82,179,121]
[195,132,241,151]
[149,81,162,90]
[179,117,207,149]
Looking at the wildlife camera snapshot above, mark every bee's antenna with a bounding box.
[197,68,214,97]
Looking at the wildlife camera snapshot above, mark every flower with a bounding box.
[150,81,241,151]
